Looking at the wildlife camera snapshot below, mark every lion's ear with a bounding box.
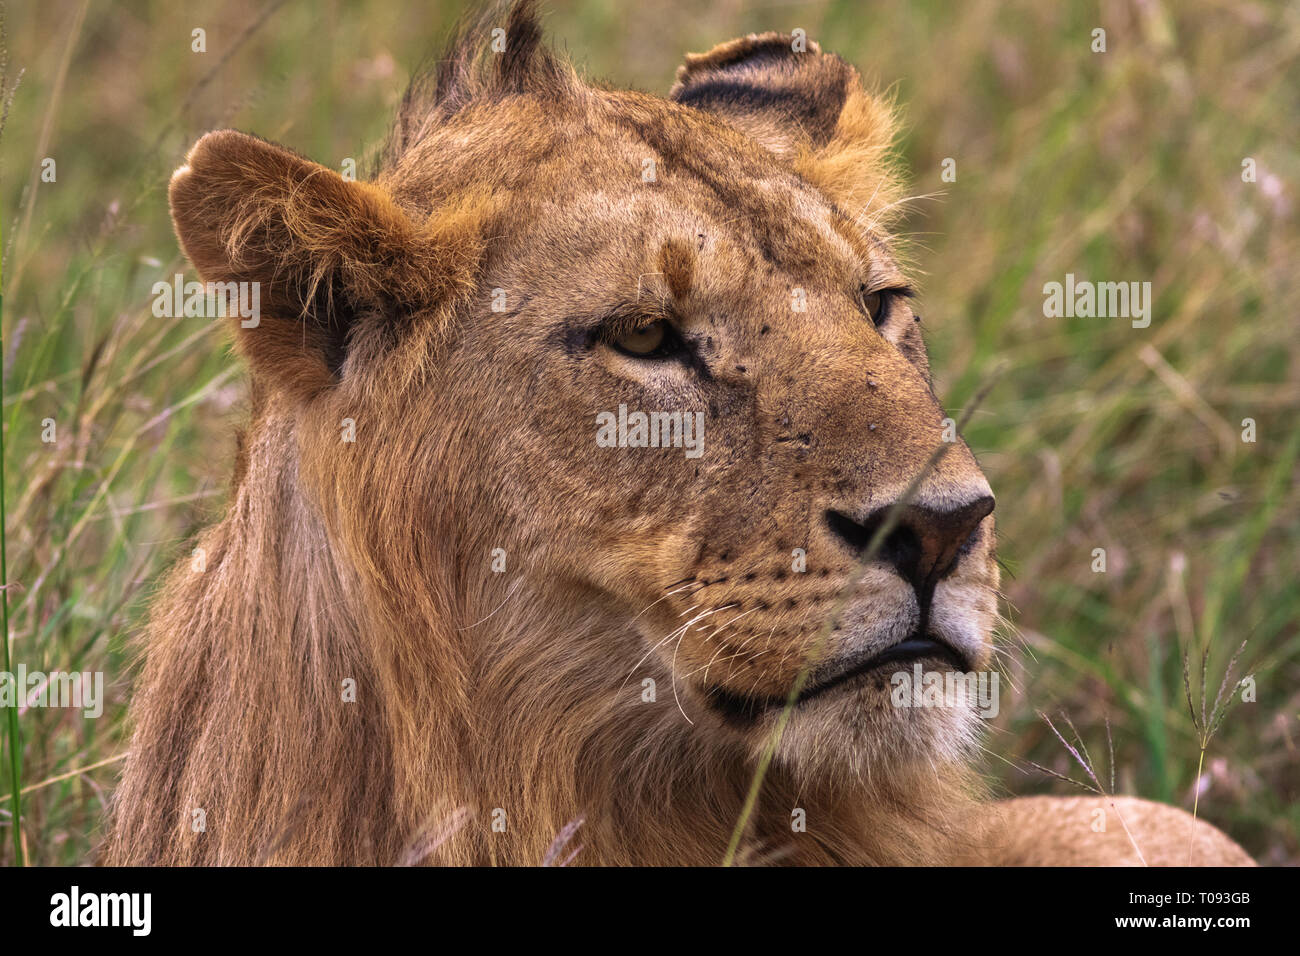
[669,33,903,221]
[168,130,480,399]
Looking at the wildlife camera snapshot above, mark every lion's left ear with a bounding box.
[669,32,902,219]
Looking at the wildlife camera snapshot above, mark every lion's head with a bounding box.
[109,2,999,866]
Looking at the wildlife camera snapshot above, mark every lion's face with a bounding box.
[421,87,998,773]
[168,25,998,787]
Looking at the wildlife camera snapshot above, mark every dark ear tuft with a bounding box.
[498,0,548,92]
[385,0,571,171]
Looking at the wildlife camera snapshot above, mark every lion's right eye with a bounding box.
[608,319,681,360]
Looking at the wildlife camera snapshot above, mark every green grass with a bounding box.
[2,0,1297,864]
[0,27,20,865]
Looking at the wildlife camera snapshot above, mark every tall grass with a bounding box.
[0,41,22,866]
[1,0,1296,865]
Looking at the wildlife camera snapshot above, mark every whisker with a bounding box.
[632,580,703,622]
[618,603,738,707]
[455,577,524,630]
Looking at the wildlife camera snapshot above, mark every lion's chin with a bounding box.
[758,676,987,785]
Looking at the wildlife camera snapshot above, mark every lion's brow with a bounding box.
[657,238,696,302]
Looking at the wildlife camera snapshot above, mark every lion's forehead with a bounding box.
[390,94,898,289]
[491,183,899,315]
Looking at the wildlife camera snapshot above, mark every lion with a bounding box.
[103,1,1252,866]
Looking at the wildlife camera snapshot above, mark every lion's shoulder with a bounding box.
[974,795,1254,866]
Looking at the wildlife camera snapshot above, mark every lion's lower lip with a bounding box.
[703,632,970,724]
[796,634,970,705]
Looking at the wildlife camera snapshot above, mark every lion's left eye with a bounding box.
[858,285,912,329]
[860,289,885,325]
[858,285,896,328]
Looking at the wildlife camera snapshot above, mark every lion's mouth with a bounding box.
[703,632,970,726]
[797,634,970,704]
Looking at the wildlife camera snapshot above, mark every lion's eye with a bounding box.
[861,291,884,324]
[610,320,674,358]
[857,285,913,328]
[858,286,888,327]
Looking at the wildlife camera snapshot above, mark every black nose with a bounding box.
[824,495,994,595]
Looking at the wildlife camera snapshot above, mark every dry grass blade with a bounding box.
[541,815,585,867]
[1035,711,1147,866]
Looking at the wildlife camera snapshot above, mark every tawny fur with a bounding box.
[103,2,1251,867]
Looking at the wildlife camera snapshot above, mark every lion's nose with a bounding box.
[824,494,994,595]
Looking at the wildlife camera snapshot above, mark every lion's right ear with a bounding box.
[168,130,483,399]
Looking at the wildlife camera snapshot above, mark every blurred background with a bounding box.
[1,0,1296,865]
